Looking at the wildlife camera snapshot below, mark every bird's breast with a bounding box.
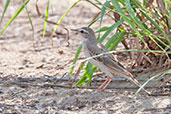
[82,42,102,68]
[82,42,91,58]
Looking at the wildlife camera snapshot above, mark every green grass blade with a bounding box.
[134,0,149,13]
[95,26,110,33]
[111,0,147,47]
[88,9,114,28]
[22,0,34,31]
[105,32,122,48]
[75,62,97,87]
[117,49,171,54]
[75,62,90,86]
[0,0,30,37]
[99,19,124,42]
[139,9,171,45]
[136,69,171,95]
[126,0,169,50]
[0,0,11,28]
[43,0,50,38]
[143,0,147,6]
[139,9,163,33]
[100,1,111,24]
[109,31,126,50]
[51,0,81,37]
[88,15,101,27]
[86,63,93,87]
[70,49,171,70]
[134,0,171,47]
[69,45,82,76]
[75,74,87,86]
[117,0,126,6]
[86,65,98,87]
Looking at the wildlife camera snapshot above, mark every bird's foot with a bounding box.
[97,77,112,92]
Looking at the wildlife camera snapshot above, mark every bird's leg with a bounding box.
[97,78,109,92]
[97,77,112,92]
[102,77,112,90]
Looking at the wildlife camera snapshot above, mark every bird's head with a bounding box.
[71,27,97,42]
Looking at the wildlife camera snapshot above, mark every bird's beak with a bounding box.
[70,28,79,31]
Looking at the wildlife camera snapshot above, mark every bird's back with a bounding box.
[83,41,130,77]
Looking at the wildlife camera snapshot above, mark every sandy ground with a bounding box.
[0,0,170,114]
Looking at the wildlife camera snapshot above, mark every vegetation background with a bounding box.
[0,0,170,113]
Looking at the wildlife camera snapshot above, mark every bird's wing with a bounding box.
[98,43,118,62]
[86,43,104,62]
[86,43,129,76]
[86,43,150,94]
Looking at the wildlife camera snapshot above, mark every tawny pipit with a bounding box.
[72,27,150,95]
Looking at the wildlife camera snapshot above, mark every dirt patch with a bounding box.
[0,1,170,113]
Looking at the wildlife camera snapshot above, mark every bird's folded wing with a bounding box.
[86,43,104,62]
[87,43,129,76]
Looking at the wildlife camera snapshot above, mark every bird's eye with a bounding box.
[80,30,84,33]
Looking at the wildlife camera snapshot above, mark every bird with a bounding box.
[71,27,150,95]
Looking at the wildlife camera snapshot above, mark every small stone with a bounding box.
[130,104,135,108]
[58,50,64,54]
